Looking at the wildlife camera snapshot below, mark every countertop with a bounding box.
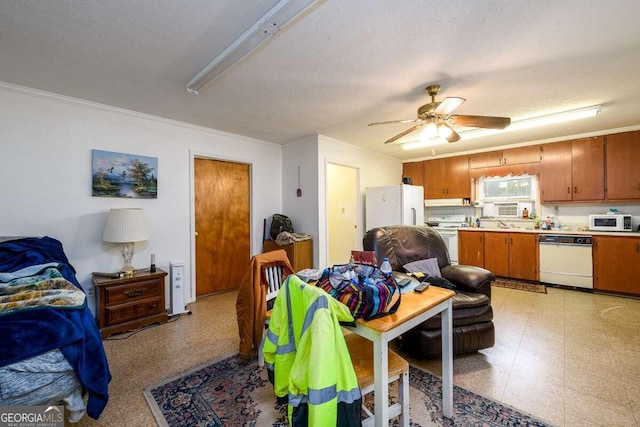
[457,227,640,237]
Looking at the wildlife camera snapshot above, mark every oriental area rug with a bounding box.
[492,278,547,294]
[144,353,552,427]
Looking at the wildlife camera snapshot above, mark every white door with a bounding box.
[327,163,359,265]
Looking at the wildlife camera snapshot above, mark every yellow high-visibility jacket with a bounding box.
[263,275,362,427]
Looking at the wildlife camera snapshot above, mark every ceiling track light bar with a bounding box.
[187,0,318,94]
[402,105,602,150]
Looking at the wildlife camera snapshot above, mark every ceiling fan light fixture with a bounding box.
[402,105,602,150]
[419,121,438,140]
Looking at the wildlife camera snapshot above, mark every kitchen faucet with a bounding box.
[496,219,509,229]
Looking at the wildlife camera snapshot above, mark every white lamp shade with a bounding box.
[102,208,149,243]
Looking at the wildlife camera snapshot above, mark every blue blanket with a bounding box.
[0,237,111,419]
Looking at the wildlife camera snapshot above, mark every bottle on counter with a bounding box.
[522,208,529,219]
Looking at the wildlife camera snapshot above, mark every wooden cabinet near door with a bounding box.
[593,235,640,295]
[263,239,313,272]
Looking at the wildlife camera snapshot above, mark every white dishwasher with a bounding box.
[538,234,593,289]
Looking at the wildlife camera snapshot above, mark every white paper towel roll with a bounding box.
[472,200,484,208]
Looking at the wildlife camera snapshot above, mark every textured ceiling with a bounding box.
[1,0,640,160]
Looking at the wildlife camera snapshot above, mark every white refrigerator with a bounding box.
[365,184,425,230]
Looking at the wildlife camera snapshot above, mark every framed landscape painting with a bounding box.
[92,150,158,198]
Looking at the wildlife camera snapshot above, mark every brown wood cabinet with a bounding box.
[593,235,640,295]
[469,151,502,169]
[468,146,541,179]
[605,130,640,201]
[93,268,168,339]
[469,145,540,169]
[482,232,538,281]
[458,230,484,268]
[402,161,424,191]
[263,239,313,272]
[423,155,470,199]
[540,137,605,202]
[506,233,539,281]
[502,145,542,166]
[483,232,509,276]
[460,230,538,281]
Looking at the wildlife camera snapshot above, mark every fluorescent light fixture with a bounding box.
[402,105,601,150]
[187,0,318,94]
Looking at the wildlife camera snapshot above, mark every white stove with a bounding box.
[426,215,468,265]
[427,215,469,229]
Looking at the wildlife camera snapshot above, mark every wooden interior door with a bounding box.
[194,158,250,296]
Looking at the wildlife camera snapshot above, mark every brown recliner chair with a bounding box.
[363,225,495,359]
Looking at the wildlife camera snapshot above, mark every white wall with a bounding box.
[281,134,402,268]
[0,83,282,313]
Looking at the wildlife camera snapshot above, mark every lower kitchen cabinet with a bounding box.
[458,231,484,268]
[593,235,640,295]
[484,232,538,281]
[459,230,538,281]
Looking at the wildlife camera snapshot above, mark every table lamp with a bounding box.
[102,208,149,276]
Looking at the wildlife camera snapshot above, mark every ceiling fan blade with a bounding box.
[383,124,424,144]
[434,97,465,115]
[368,118,420,126]
[451,114,511,129]
[438,123,461,143]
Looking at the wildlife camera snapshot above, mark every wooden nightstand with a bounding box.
[93,268,168,339]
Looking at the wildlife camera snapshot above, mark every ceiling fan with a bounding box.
[369,84,511,144]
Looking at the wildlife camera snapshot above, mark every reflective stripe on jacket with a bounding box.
[263,274,362,427]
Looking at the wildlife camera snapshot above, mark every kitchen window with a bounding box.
[477,174,538,218]
[480,175,536,201]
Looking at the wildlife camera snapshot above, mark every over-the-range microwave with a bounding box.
[588,214,632,232]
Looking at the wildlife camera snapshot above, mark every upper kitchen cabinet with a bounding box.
[605,130,640,201]
[402,161,425,193]
[469,145,540,168]
[540,137,605,203]
[423,155,470,199]
[469,145,541,178]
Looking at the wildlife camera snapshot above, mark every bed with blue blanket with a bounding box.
[0,237,111,422]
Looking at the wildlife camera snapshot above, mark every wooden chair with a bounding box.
[257,259,293,367]
[344,333,410,427]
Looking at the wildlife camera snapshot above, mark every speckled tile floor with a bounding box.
[76,286,640,426]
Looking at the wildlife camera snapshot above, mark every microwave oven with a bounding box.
[588,214,632,232]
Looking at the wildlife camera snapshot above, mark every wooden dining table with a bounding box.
[344,285,456,426]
